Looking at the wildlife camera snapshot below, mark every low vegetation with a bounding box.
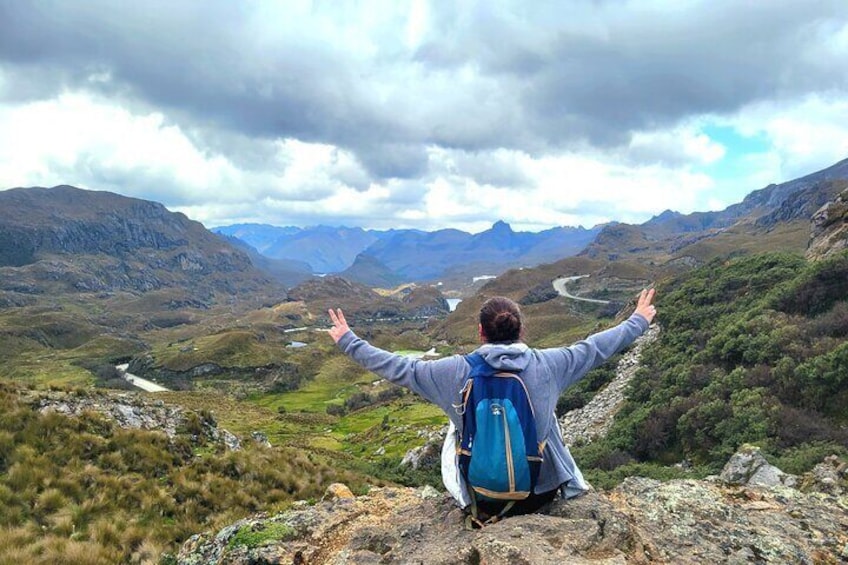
[574,251,848,487]
[0,383,370,563]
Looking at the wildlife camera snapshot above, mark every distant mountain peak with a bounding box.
[490,220,513,233]
[648,209,681,223]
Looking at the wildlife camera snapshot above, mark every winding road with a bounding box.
[552,275,611,304]
[116,364,170,392]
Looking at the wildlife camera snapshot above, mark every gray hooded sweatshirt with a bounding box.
[336,312,649,504]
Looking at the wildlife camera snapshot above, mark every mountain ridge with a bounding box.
[0,185,282,300]
[582,157,848,263]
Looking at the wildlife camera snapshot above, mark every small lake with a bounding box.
[446,298,462,312]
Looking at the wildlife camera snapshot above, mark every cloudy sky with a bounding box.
[1,1,847,232]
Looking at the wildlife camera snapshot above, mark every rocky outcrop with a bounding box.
[178,450,848,564]
[34,390,241,449]
[37,391,186,437]
[559,324,660,445]
[807,186,848,260]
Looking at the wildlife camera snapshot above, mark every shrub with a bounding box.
[344,392,373,412]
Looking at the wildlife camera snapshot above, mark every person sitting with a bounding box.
[328,289,656,519]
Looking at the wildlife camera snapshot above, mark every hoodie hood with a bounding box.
[475,342,532,372]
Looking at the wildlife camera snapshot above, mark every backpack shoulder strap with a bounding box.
[464,352,498,377]
[464,352,486,370]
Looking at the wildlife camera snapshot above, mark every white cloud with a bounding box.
[726,94,848,181]
[628,125,727,166]
[1,86,826,234]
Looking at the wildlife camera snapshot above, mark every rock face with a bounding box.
[560,324,660,445]
[178,451,848,564]
[807,186,848,260]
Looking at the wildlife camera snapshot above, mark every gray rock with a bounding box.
[251,431,272,448]
[400,441,439,470]
[418,485,441,500]
[803,455,847,495]
[720,444,797,487]
[220,429,241,451]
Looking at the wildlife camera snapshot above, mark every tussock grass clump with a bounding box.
[0,383,367,563]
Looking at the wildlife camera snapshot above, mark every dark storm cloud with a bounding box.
[1,0,847,178]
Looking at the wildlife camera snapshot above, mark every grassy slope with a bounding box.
[0,383,374,564]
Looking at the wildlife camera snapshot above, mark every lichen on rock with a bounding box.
[178,450,848,564]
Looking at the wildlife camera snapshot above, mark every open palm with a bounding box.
[328,308,350,343]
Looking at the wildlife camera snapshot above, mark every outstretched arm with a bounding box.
[545,288,656,392]
[327,308,465,413]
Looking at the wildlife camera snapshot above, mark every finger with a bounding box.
[328,309,339,325]
[337,309,347,327]
[637,288,647,307]
[645,288,655,306]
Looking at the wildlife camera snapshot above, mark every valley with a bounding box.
[0,163,847,562]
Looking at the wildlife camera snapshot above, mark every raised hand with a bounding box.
[328,308,350,343]
[634,288,657,323]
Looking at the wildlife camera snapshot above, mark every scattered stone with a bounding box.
[720,444,797,488]
[801,454,847,495]
[400,442,440,470]
[560,324,660,445]
[323,483,354,501]
[418,485,441,500]
[251,431,271,448]
[221,431,241,451]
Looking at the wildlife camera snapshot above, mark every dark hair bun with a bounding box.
[480,297,523,343]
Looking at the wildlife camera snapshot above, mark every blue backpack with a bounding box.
[458,353,543,526]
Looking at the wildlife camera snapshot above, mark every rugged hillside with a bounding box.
[582,157,848,264]
[338,254,404,288]
[0,383,374,564]
[807,185,848,260]
[0,186,282,300]
[567,251,848,492]
[0,186,288,386]
[179,448,848,564]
